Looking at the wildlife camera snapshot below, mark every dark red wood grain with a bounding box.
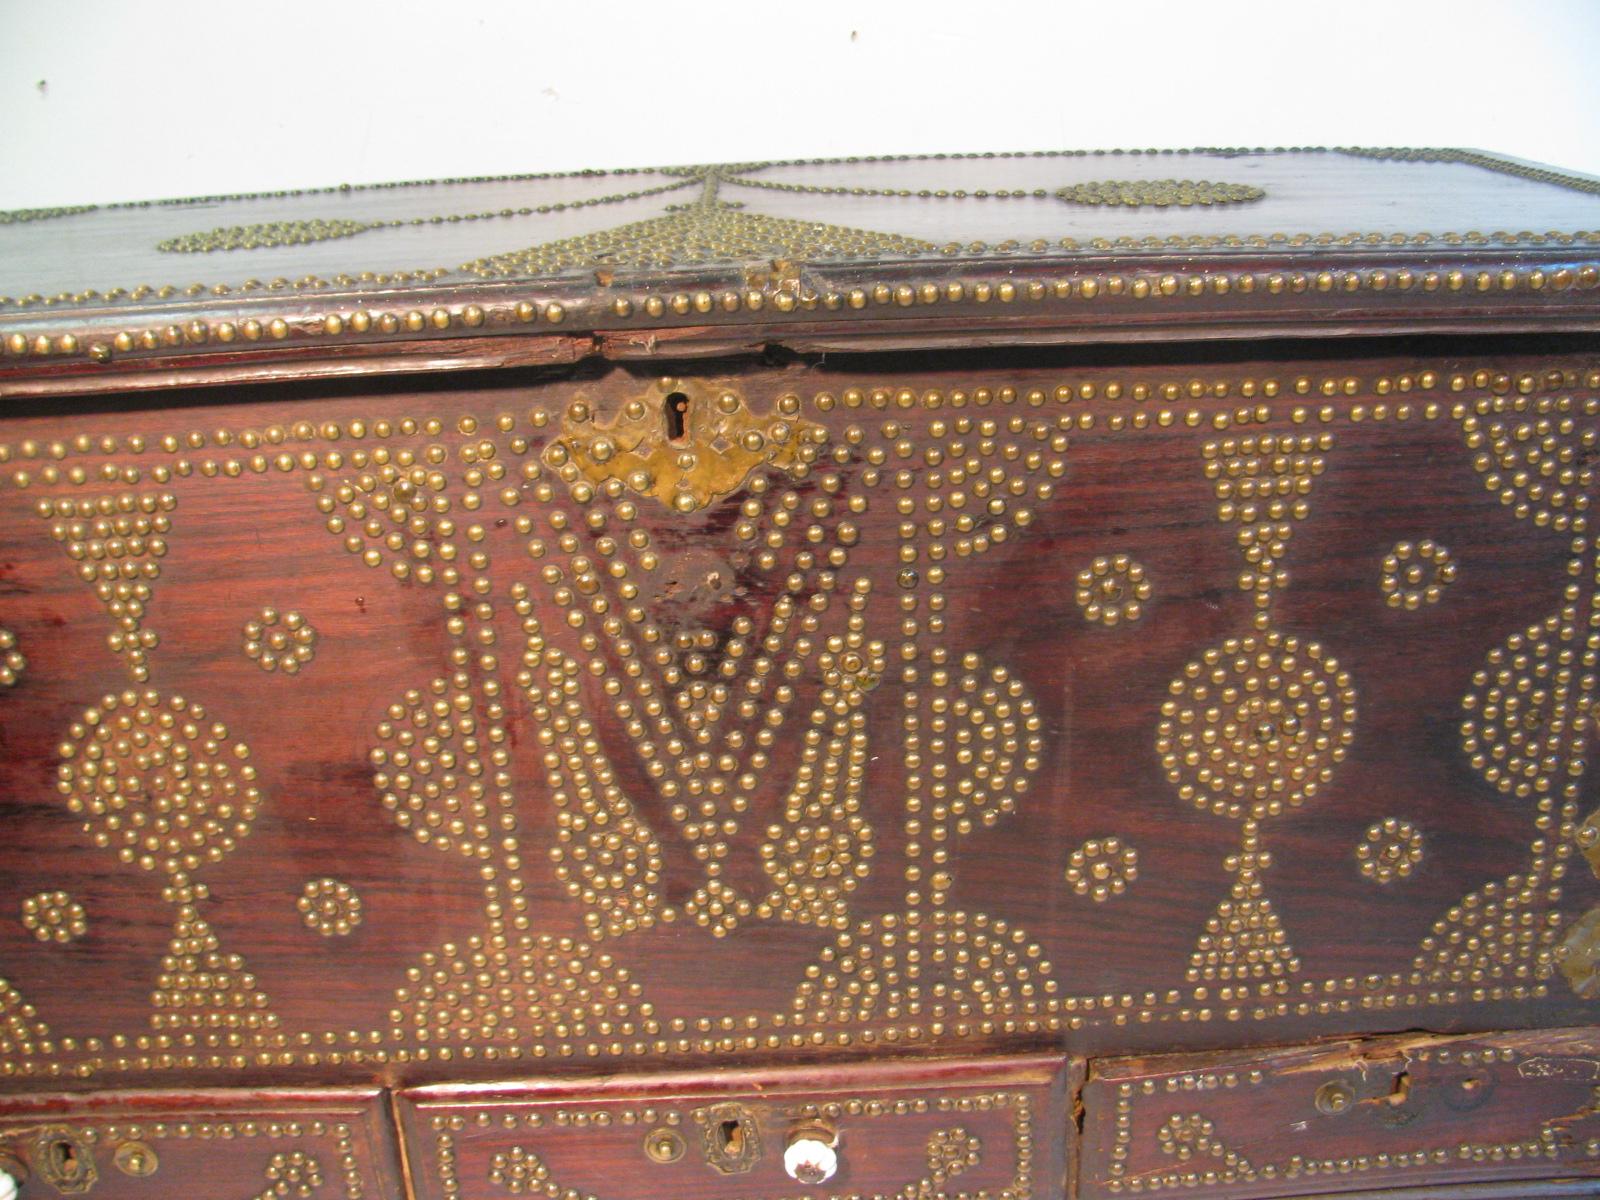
[0,332,1597,1200]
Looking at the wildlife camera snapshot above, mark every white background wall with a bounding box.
[2,0,1598,210]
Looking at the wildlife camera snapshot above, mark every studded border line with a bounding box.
[1,260,1598,371]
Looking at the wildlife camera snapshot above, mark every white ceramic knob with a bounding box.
[0,1165,19,1200]
[784,1134,838,1185]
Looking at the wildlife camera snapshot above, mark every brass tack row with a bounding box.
[4,263,1600,366]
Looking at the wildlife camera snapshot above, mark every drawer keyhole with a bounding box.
[30,1128,97,1195]
[52,1142,77,1175]
[701,1102,761,1174]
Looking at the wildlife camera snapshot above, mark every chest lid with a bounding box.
[4,146,1600,376]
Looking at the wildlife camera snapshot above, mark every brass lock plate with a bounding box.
[32,1127,96,1194]
[699,1101,762,1175]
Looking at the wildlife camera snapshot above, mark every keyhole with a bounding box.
[52,1140,80,1178]
[702,1102,760,1175]
[665,392,690,441]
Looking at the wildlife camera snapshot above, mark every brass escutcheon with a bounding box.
[701,1102,761,1174]
[557,378,825,513]
[1560,906,1600,997]
[1579,807,1600,875]
[32,1127,96,1194]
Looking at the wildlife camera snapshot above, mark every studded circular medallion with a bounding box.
[297,878,363,937]
[1075,554,1151,627]
[57,691,261,876]
[1057,179,1265,208]
[1358,818,1425,883]
[20,891,87,944]
[1065,838,1139,901]
[1156,630,1357,820]
[243,607,317,674]
[1381,540,1456,609]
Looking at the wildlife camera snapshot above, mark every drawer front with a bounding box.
[398,1056,1072,1200]
[1079,1027,1600,1199]
[0,1088,398,1200]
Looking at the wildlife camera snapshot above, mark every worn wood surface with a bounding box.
[1079,1027,1600,1199]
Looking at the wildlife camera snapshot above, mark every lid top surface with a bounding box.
[4,147,1598,317]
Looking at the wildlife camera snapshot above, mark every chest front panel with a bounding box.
[0,352,1594,1103]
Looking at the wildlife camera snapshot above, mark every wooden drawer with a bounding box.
[1078,1027,1600,1199]
[0,1088,398,1200]
[397,1056,1073,1200]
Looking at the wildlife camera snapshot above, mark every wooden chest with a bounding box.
[2,147,1600,1200]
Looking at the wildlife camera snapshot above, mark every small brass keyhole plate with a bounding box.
[32,1127,97,1194]
[558,378,825,513]
[701,1102,761,1174]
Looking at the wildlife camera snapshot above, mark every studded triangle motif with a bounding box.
[0,978,55,1070]
[38,491,175,681]
[462,199,938,278]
